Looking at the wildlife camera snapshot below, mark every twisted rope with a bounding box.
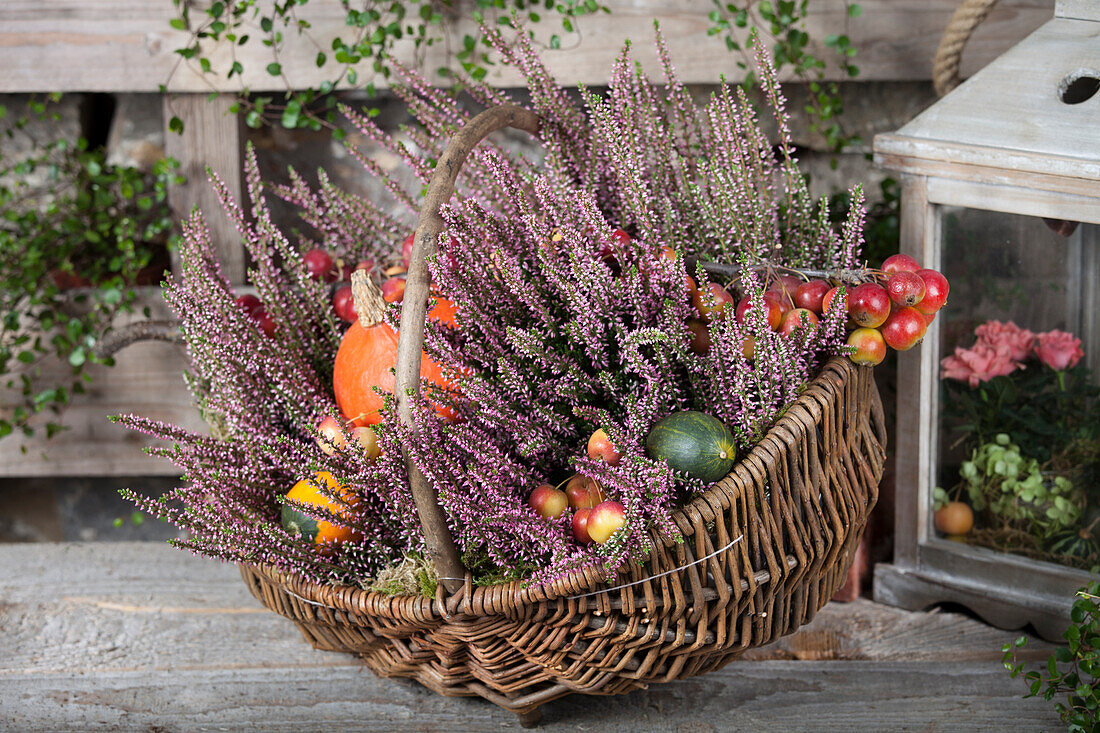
[933,0,1000,97]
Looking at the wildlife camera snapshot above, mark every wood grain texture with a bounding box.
[875,17,1100,187]
[0,1,1052,92]
[163,94,247,284]
[0,289,203,477]
[0,541,1061,731]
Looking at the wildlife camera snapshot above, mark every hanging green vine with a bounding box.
[164,0,609,136]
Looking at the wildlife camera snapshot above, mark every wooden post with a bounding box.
[892,173,933,568]
[162,93,247,283]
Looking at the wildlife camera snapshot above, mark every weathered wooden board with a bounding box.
[0,541,1062,731]
[874,16,1100,192]
[163,94,247,284]
[0,289,203,477]
[0,1,1052,92]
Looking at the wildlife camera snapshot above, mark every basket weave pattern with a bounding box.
[240,356,885,717]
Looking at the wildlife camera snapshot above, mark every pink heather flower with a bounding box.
[974,320,1035,362]
[940,342,1020,388]
[1035,330,1084,371]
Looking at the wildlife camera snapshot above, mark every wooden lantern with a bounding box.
[872,1,1100,640]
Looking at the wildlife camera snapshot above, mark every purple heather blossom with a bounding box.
[123,28,865,589]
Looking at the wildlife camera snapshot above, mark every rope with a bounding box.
[933,0,1000,97]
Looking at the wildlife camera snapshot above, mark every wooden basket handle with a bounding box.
[395,104,541,595]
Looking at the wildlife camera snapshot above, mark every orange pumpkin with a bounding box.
[281,471,361,547]
[334,272,459,426]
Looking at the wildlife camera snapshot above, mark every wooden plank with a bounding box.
[0,1,1053,92]
[875,136,1100,201]
[1058,0,1100,22]
[874,18,1100,185]
[162,93,247,284]
[0,289,203,477]
[924,177,1100,225]
[0,542,1062,731]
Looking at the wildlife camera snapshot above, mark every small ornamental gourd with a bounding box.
[645,410,737,484]
[333,270,458,426]
[281,471,361,546]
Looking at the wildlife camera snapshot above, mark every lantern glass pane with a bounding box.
[933,207,1098,571]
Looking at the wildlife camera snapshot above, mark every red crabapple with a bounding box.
[303,248,335,282]
[779,308,819,336]
[881,253,921,274]
[572,507,593,544]
[846,328,887,366]
[315,416,346,456]
[735,296,783,330]
[847,283,891,328]
[794,279,831,314]
[692,282,735,322]
[381,276,406,303]
[821,286,844,314]
[886,270,927,307]
[235,293,262,315]
[333,285,357,323]
[915,269,950,314]
[587,428,622,466]
[401,233,415,270]
[687,319,711,354]
[565,475,603,510]
[586,500,626,544]
[529,484,569,519]
[881,306,928,350]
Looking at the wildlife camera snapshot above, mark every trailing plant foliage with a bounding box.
[1004,583,1100,732]
[707,0,863,155]
[123,27,865,588]
[0,95,181,443]
[166,0,608,135]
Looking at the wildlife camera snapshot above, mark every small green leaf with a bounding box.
[266,62,282,76]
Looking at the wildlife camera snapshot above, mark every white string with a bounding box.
[276,533,744,609]
[566,533,744,600]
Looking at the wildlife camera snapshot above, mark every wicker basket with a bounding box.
[236,105,888,726]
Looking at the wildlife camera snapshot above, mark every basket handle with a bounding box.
[395,104,542,595]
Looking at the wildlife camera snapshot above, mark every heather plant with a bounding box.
[121,26,865,589]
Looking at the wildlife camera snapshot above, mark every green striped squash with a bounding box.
[645,410,737,484]
[280,505,320,543]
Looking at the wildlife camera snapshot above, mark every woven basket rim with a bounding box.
[248,354,862,619]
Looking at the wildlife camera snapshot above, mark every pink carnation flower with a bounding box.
[940,342,1020,388]
[974,320,1035,362]
[1035,330,1084,371]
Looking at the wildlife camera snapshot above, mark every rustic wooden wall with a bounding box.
[0,0,1055,476]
